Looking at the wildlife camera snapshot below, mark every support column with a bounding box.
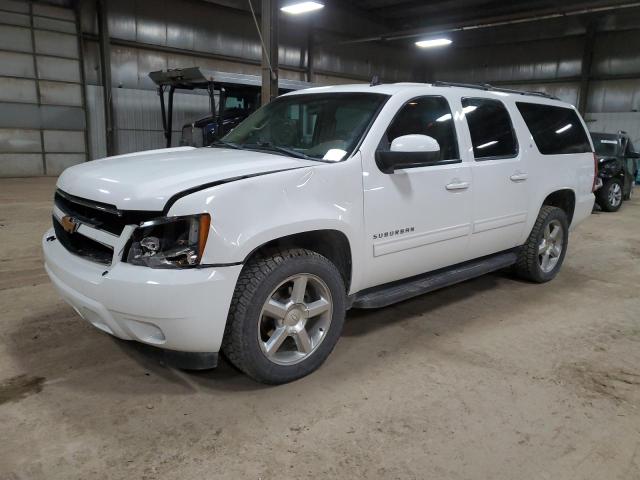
[578,21,596,116]
[75,0,92,161]
[306,23,314,83]
[261,0,279,105]
[97,0,115,156]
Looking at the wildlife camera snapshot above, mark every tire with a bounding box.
[596,178,623,212]
[222,248,346,384]
[515,206,569,283]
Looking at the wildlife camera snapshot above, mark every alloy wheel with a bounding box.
[609,182,622,207]
[538,219,564,273]
[258,274,333,366]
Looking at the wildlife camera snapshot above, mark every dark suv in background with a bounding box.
[591,131,639,212]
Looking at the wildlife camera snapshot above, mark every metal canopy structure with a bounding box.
[149,67,316,147]
[148,67,314,91]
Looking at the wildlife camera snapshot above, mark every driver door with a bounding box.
[361,95,473,289]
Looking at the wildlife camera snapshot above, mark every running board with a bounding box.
[350,251,518,309]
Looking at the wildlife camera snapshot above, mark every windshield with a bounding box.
[220,92,388,161]
[591,133,620,157]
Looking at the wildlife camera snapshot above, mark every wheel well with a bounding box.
[542,190,576,225]
[247,230,352,291]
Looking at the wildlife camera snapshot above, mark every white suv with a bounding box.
[43,82,596,384]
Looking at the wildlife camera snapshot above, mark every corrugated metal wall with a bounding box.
[1,0,639,175]
[78,0,422,157]
[0,0,87,177]
[81,0,640,160]
[586,113,640,145]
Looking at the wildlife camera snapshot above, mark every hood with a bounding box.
[57,147,316,211]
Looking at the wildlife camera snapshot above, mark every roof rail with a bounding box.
[431,81,560,100]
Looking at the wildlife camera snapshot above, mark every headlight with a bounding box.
[126,214,211,268]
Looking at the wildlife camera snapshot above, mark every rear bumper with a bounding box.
[43,228,243,354]
[572,193,596,230]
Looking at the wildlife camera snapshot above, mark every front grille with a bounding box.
[55,190,126,235]
[54,190,161,235]
[53,189,163,265]
[53,216,114,265]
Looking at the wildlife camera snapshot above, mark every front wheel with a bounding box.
[596,178,623,212]
[222,248,346,384]
[515,206,569,283]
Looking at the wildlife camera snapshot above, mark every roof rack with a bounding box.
[431,81,560,100]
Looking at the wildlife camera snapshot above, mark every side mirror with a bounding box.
[375,134,441,174]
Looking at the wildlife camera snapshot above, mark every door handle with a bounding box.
[446,181,470,191]
[510,172,529,182]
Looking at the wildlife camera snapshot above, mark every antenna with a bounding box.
[370,75,381,87]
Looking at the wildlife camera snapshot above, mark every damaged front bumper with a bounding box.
[42,228,242,367]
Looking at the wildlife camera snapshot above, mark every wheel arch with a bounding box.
[541,189,576,226]
[242,229,354,292]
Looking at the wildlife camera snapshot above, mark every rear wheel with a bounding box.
[222,248,346,384]
[596,178,623,212]
[515,206,569,283]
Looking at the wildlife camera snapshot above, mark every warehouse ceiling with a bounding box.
[207,0,640,47]
[338,0,640,43]
[344,0,637,28]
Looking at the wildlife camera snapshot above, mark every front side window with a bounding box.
[517,102,591,155]
[380,96,459,161]
[222,93,388,161]
[462,98,518,160]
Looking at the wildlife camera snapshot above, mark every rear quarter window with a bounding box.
[516,102,592,155]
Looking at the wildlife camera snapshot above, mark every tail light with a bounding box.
[592,152,598,192]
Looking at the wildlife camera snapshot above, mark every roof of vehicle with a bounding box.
[284,81,573,108]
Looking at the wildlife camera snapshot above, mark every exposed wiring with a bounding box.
[248,0,277,81]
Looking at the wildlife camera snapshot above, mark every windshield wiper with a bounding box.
[210,140,244,150]
[246,142,314,160]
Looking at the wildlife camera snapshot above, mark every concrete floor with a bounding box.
[1,177,640,480]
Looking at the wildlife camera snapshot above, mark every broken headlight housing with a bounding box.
[126,214,211,269]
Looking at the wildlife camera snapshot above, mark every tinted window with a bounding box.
[517,102,591,155]
[591,133,620,157]
[462,98,517,159]
[382,96,459,161]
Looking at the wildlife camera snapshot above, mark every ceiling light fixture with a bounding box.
[281,2,324,14]
[415,38,452,48]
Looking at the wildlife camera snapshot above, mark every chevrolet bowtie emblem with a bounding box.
[60,215,80,234]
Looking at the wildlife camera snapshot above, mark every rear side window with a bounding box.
[462,98,518,160]
[516,102,591,155]
[383,96,459,161]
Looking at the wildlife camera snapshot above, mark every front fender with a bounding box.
[167,157,366,291]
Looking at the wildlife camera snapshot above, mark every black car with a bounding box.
[591,131,639,212]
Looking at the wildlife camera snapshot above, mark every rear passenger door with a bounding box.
[462,97,529,258]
